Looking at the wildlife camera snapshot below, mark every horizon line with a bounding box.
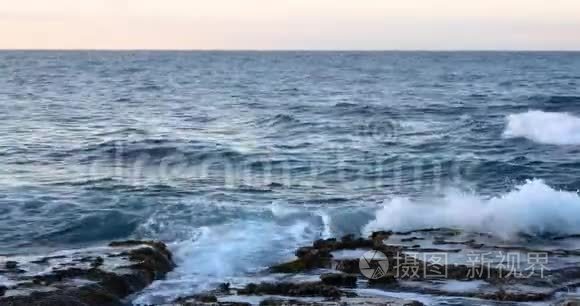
[1,48,580,52]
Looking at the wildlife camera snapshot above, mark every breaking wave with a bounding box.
[364,179,580,240]
[504,110,580,145]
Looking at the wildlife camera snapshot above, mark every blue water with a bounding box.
[2,51,580,301]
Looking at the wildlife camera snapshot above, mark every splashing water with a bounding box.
[504,111,580,145]
[365,179,580,240]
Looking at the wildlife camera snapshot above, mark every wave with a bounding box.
[545,95,580,104]
[258,114,300,127]
[133,216,322,304]
[74,138,244,164]
[364,179,580,240]
[504,110,580,145]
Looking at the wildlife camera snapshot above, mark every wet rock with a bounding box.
[370,231,392,240]
[367,273,397,285]
[238,282,342,299]
[271,233,400,274]
[259,299,317,306]
[319,273,357,287]
[271,248,332,273]
[5,261,18,270]
[259,297,423,306]
[334,259,359,274]
[218,282,231,292]
[557,299,580,306]
[0,240,174,306]
[178,303,250,306]
[0,285,6,297]
[474,289,550,302]
[174,293,218,303]
[90,256,104,268]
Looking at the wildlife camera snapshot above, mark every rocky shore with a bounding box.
[0,241,174,306]
[3,229,580,305]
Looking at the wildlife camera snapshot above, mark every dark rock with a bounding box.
[218,282,230,292]
[295,246,315,258]
[271,235,397,274]
[173,293,250,306]
[174,294,218,303]
[0,284,123,306]
[271,248,332,273]
[368,273,397,285]
[313,238,337,249]
[260,299,309,306]
[109,240,173,261]
[320,273,357,287]
[370,231,392,240]
[335,259,359,274]
[0,240,174,306]
[238,282,341,299]
[259,297,423,306]
[90,257,104,268]
[179,303,250,306]
[557,299,580,306]
[5,261,18,269]
[341,234,355,242]
[0,285,6,297]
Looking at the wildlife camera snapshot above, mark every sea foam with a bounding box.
[364,179,580,240]
[504,110,580,145]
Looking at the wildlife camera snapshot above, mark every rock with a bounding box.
[370,231,392,240]
[5,261,18,270]
[320,273,357,287]
[557,299,580,306]
[260,299,317,306]
[368,273,397,285]
[172,299,250,306]
[0,285,6,297]
[270,249,332,273]
[334,259,359,274]
[0,240,174,306]
[258,297,423,306]
[341,234,355,242]
[174,294,218,303]
[238,282,341,299]
[218,282,231,292]
[271,234,399,274]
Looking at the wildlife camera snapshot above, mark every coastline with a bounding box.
[3,229,580,305]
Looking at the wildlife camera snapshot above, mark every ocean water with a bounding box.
[1,51,580,302]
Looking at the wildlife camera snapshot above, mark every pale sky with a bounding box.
[1,0,580,50]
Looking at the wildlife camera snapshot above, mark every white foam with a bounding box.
[438,280,488,293]
[504,110,580,145]
[364,179,580,240]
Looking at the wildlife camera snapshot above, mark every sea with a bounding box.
[1,51,580,304]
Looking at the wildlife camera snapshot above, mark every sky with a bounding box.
[1,0,580,50]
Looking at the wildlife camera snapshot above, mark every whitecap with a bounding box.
[364,179,580,240]
[504,110,580,145]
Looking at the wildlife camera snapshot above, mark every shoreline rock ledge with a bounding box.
[0,240,175,306]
